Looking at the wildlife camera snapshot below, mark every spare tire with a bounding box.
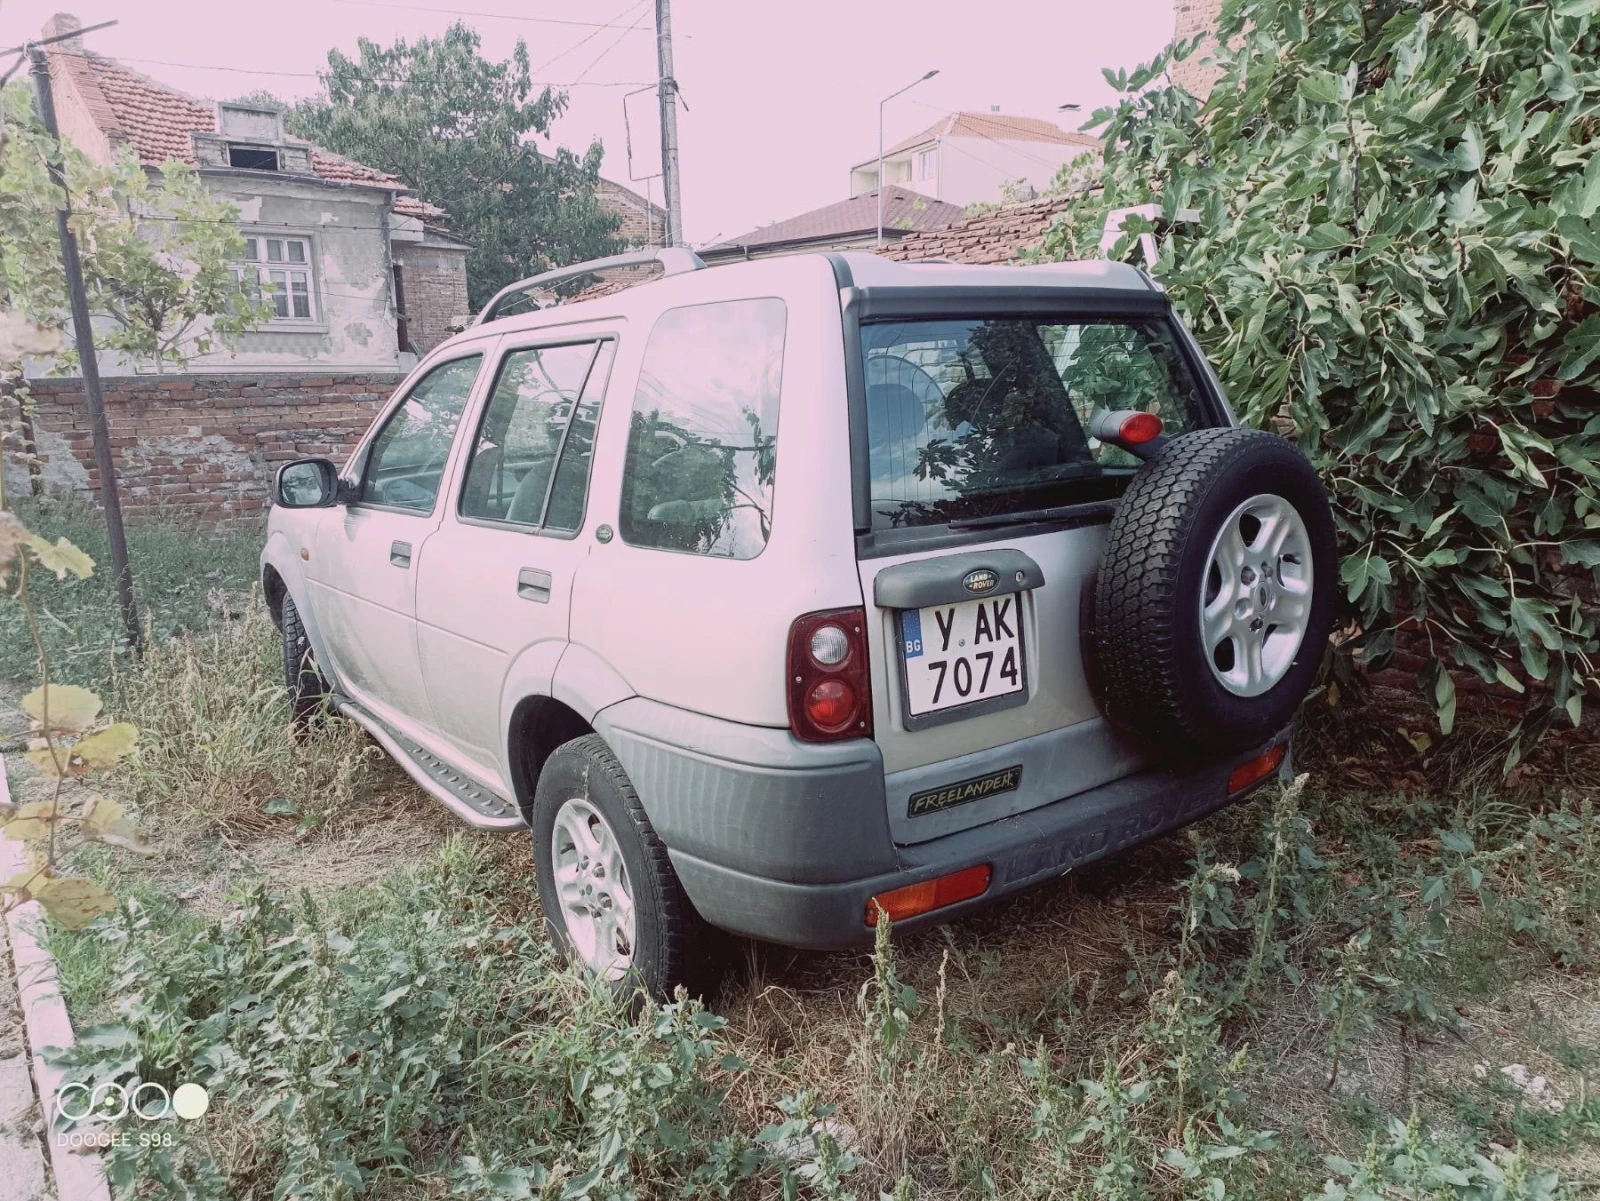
[1091,427,1337,753]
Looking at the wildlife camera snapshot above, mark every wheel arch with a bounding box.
[507,695,595,822]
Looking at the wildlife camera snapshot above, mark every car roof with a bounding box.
[825,251,1158,295]
[436,250,1162,359]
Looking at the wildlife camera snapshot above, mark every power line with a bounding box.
[328,0,652,30]
[117,55,649,87]
[530,0,647,77]
[570,14,647,85]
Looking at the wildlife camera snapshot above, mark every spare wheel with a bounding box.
[1091,427,1338,753]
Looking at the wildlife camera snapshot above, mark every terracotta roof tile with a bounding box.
[879,111,1102,159]
[709,185,964,253]
[58,49,451,227]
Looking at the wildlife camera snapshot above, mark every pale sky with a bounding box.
[1,0,1178,246]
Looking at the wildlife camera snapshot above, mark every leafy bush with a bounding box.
[51,838,772,1200]
[1042,0,1600,731]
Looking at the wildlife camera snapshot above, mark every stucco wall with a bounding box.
[936,137,1095,208]
[186,173,405,374]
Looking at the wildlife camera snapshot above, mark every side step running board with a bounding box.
[336,698,525,830]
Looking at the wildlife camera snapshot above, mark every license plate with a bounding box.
[900,594,1025,716]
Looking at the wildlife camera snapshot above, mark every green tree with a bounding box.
[286,22,622,310]
[1044,0,1600,735]
[0,82,267,372]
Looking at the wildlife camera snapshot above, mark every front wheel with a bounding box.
[280,593,330,727]
[530,734,719,1000]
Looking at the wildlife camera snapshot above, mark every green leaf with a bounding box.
[1560,541,1600,567]
[1454,125,1484,173]
[1435,669,1457,735]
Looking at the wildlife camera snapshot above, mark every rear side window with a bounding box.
[359,354,482,512]
[862,318,1206,529]
[620,298,786,560]
[458,340,612,531]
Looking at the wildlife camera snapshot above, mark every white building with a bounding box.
[848,111,1101,209]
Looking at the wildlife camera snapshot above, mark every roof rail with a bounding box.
[474,247,707,325]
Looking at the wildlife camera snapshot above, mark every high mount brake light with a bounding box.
[787,607,872,742]
[1088,409,1167,460]
[1118,411,1164,444]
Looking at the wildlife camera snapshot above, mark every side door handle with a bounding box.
[517,567,552,603]
[390,540,412,568]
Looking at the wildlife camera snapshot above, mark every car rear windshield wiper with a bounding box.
[946,500,1116,530]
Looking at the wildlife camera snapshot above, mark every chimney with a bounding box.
[41,12,84,53]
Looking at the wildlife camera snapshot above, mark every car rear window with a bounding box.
[862,317,1207,529]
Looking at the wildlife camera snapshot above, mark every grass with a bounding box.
[0,494,260,689]
[5,507,1597,1199]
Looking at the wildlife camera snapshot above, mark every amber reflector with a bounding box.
[866,864,992,926]
[1228,744,1287,794]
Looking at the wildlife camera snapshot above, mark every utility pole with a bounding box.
[654,0,683,247]
[28,40,141,652]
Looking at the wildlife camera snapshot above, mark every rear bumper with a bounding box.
[596,696,1286,950]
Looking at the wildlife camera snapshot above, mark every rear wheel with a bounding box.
[531,734,719,1000]
[280,593,329,727]
[1091,428,1337,752]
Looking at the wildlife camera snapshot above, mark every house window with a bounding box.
[237,235,315,320]
[916,148,936,180]
[228,146,279,171]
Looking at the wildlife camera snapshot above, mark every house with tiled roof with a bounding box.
[847,110,1101,209]
[699,185,966,263]
[38,12,470,371]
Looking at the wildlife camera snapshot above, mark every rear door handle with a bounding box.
[517,568,552,603]
[390,540,411,568]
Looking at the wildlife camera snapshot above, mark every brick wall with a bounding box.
[14,373,399,524]
[393,243,469,354]
[1172,0,1227,100]
[597,178,667,249]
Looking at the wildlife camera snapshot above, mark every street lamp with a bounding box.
[878,68,939,248]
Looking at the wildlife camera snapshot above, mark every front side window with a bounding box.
[620,299,786,560]
[459,340,613,530]
[359,355,482,512]
[863,317,1206,529]
[236,234,316,320]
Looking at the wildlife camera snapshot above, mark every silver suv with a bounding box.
[263,249,1337,996]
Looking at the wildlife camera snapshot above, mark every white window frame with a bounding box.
[916,147,936,180]
[236,232,319,324]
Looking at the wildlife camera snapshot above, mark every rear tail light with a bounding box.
[1228,743,1286,794]
[867,864,991,925]
[787,607,872,742]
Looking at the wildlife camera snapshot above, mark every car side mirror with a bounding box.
[275,458,344,508]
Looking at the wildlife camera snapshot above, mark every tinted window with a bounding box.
[459,342,603,527]
[620,299,785,559]
[360,355,482,512]
[862,318,1205,529]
